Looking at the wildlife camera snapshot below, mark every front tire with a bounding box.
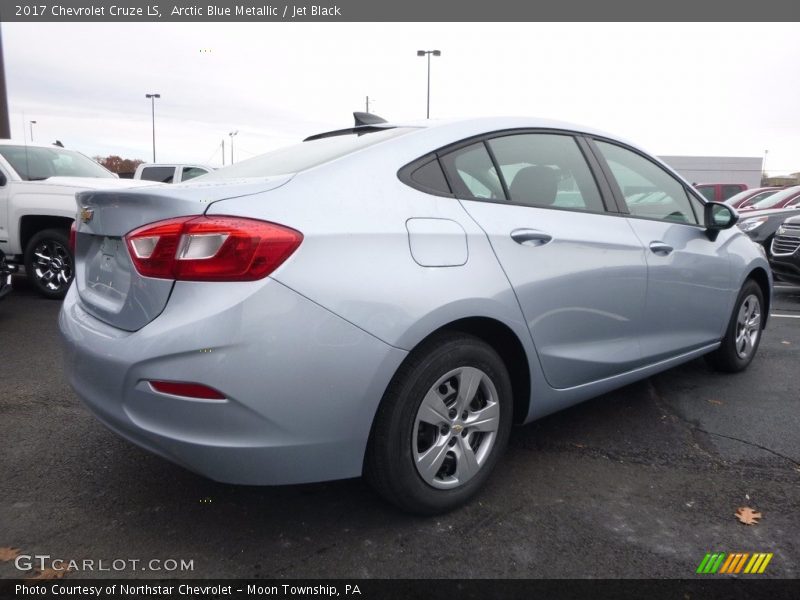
[365,332,513,515]
[24,228,74,300]
[706,279,764,373]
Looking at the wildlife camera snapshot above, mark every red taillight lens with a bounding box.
[69,221,77,253]
[149,380,226,400]
[125,216,303,281]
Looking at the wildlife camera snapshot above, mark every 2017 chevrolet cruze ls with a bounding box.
[59,117,771,514]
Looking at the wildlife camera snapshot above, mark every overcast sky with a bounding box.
[4,22,798,174]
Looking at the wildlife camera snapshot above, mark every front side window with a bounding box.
[181,166,209,182]
[595,141,698,225]
[487,134,605,212]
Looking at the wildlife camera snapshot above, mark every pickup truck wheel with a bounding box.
[24,229,74,299]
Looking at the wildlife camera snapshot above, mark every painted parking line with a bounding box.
[771,313,800,319]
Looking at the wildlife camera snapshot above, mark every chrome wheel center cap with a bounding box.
[452,424,464,434]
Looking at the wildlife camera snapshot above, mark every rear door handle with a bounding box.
[649,241,674,256]
[511,228,553,247]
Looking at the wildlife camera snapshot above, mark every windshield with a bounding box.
[751,186,800,210]
[725,188,775,206]
[0,146,114,181]
[200,127,413,180]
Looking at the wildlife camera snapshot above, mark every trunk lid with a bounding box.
[74,176,292,331]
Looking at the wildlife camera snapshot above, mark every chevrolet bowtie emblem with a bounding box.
[80,207,94,223]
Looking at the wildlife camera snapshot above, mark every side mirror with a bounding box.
[0,172,6,186]
[704,202,738,241]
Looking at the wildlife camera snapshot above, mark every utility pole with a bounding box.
[416,50,441,119]
[29,120,36,142]
[221,139,225,166]
[229,130,238,164]
[366,96,370,113]
[145,93,161,162]
[0,26,10,139]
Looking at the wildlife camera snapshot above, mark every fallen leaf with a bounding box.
[0,547,21,561]
[735,506,762,525]
[26,567,72,580]
[707,399,724,406]
[781,341,791,345]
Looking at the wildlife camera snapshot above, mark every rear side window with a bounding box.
[439,143,505,200]
[697,186,716,202]
[409,159,450,194]
[721,184,745,200]
[595,141,699,225]
[487,134,605,212]
[140,166,175,183]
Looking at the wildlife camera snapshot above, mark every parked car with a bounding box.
[133,163,214,184]
[738,185,800,212]
[695,182,747,203]
[737,202,800,255]
[0,142,155,298]
[0,248,14,301]
[770,215,800,284]
[60,116,771,514]
[724,186,780,209]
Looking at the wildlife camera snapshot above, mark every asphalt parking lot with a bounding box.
[0,279,798,579]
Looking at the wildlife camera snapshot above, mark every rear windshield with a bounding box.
[0,145,114,180]
[201,127,413,180]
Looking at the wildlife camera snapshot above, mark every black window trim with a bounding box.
[584,135,708,230]
[397,127,623,217]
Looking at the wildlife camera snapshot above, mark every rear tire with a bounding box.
[24,228,74,300]
[365,332,513,515]
[706,279,764,373]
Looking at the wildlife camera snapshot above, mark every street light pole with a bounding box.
[416,50,441,119]
[229,130,238,164]
[145,93,160,162]
[29,120,36,142]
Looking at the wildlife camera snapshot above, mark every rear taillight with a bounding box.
[125,216,302,281]
[69,221,77,253]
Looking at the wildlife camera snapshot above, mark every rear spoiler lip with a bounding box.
[303,124,396,142]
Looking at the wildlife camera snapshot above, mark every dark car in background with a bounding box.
[770,216,800,284]
[696,183,747,203]
[725,187,780,210]
[738,202,800,255]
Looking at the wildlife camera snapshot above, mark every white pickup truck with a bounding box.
[0,141,155,298]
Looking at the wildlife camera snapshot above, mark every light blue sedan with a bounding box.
[59,116,771,514]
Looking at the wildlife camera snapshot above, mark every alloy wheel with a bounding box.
[735,294,761,359]
[32,239,73,293]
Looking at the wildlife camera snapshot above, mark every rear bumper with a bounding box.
[58,278,407,485]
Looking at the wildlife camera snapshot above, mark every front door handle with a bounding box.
[511,228,553,247]
[649,241,674,256]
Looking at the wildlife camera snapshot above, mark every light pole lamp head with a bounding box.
[145,93,161,99]
[432,50,441,56]
[417,50,426,56]
[30,120,37,125]
[229,130,238,137]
